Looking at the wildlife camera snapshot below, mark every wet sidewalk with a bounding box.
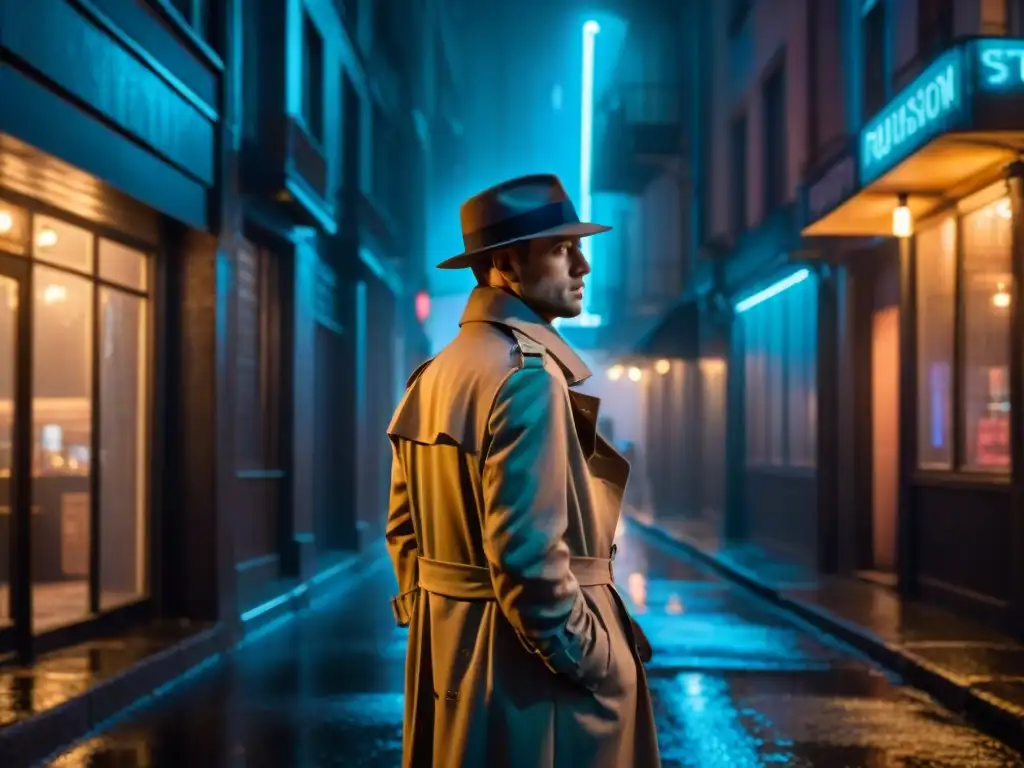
[628,510,1024,753]
[0,549,372,766]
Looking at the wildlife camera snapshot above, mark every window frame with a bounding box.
[861,0,888,122]
[0,193,156,620]
[915,184,1014,475]
[741,271,819,470]
[301,9,326,146]
[761,54,787,216]
[150,0,222,64]
[729,112,748,238]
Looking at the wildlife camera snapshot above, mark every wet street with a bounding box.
[48,522,1023,767]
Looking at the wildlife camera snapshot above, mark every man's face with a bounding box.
[506,237,591,321]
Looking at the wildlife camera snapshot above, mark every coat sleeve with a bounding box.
[481,364,610,691]
[386,439,418,627]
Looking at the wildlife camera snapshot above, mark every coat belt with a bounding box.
[417,555,614,600]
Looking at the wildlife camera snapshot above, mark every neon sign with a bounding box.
[860,50,962,184]
[978,40,1024,89]
[735,269,810,314]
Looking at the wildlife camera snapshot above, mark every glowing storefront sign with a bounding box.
[860,50,962,184]
[978,39,1024,89]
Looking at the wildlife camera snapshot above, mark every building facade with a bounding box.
[0,0,449,664]
[801,0,1024,633]
[632,0,1024,638]
[624,0,816,541]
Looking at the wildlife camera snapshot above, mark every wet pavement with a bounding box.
[631,510,1024,749]
[43,524,1024,767]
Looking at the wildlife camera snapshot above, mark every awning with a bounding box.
[802,38,1024,237]
[631,298,700,359]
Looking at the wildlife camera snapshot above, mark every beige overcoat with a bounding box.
[385,286,661,768]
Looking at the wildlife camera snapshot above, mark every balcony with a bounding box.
[593,83,687,195]
[244,115,336,234]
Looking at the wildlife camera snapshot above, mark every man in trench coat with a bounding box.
[386,174,661,767]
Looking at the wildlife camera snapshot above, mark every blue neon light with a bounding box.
[929,362,947,449]
[735,269,810,314]
[578,19,600,323]
[978,39,1024,90]
[860,50,962,185]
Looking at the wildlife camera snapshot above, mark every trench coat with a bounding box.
[385,286,661,768]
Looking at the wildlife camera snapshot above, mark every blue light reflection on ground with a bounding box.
[656,673,765,768]
[49,525,1024,767]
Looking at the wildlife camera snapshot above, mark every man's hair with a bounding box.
[472,242,531,287]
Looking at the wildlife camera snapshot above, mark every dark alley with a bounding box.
[4,0,1024,763]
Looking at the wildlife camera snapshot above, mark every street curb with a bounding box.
[627,515,1024,755]
[239,545,386,643]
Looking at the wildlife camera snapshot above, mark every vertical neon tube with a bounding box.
[579,19,600,322]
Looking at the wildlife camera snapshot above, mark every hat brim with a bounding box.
[435,221,612,270]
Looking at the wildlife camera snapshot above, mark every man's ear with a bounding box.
[492,247,514,276]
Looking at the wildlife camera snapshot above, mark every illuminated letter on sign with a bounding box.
[978,40,1024,89]
[860,51,962,185]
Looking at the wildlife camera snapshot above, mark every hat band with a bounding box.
[463,200,578,252]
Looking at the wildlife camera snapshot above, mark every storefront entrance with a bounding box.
[0,196,152,660]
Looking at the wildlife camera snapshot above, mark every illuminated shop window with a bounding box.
[915,193,1012,474]
[961,197,1012,472]
[0,201,152,632]
[916,217,956,469]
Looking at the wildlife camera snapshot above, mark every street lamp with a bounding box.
[577,18,601,326]
[893,193,912,238]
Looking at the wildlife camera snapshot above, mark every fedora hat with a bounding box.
[436,174,611,270]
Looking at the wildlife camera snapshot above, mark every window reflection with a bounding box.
[0,275,15,627]
[0,200,29,256]
[916,217,956,469]
[98,239,147,292]
[32,265,93,630]
[99,288,148,608]
[32,216,93,274]
[961,198,1012,472]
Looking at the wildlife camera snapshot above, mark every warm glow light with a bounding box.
[996,198,1012,219]
[0,210,12,234]
[607,364,623,381]
[36,227,58,248]
[654,359,671,375]
[993,283,1011,308]
[628,366,642,382]
[893,195,912,238]
[42,284,67,305]
[699,357,726,376]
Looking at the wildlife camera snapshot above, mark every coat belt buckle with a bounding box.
[609,543,617,581]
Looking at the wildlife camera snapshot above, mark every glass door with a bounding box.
[0,251,31,659]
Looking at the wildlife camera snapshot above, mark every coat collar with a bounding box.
[459,287,592,386]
